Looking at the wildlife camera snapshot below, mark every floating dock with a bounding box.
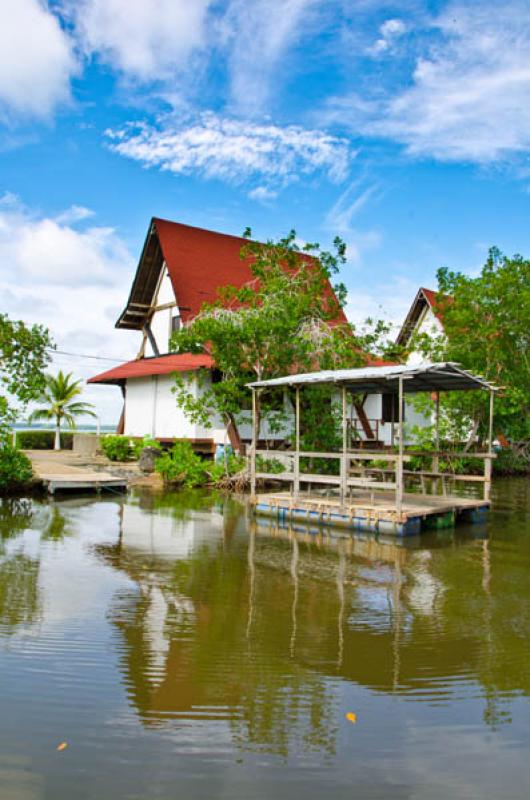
[247,362,497,538]
[252,490,489,536]
[27,451,128,495]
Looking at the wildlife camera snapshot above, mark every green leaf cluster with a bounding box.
[155,442,207,487]
[170,229,398,450]
[101,435,132,462]
[0,445,33,493]
[412,248,530,446]
[0,314,53,492]
[0,314,52,439]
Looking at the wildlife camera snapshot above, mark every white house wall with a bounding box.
[406,306,444,366]
[124,373,199,439]
[124,370,430,445]
[145,263,179,357]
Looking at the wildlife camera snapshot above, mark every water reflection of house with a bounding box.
[96,500,523,749]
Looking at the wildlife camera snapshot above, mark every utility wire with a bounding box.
[47,348,131,363]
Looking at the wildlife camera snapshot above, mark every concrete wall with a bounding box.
[72,433,101,456]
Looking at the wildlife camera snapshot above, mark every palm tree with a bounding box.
[29,371,96,450]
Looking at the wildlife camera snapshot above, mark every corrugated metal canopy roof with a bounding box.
[247,362,497,393]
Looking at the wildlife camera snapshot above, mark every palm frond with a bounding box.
[28,408,54,422]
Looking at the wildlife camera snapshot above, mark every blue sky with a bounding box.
[2,0,530,422]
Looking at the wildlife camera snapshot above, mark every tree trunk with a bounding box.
[225,412,244,455]
[463,418,479,452]
[54,418,61,450]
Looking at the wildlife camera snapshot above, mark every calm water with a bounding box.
[1,480,530,800]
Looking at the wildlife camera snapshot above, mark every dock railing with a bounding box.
[253,448,495,508]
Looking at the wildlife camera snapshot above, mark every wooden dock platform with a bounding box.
[27,451,128,495]
[252,490,489,536]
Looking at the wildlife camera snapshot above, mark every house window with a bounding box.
[171,314,181,333]
[381,393,404,423]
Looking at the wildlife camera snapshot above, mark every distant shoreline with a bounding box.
[12,424,116,433]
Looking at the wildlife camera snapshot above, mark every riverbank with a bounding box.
[24,450,164,493]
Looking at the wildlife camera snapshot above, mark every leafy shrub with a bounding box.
[15,430,73,450]
[132,435,162,459]
[493,448,529,476]
[101,435,132,462]
[256,455,286,474]
[155,442,207,487]
[0,444,33,494]
[208,453,247,484]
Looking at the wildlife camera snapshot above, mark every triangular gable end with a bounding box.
[395,287,446,348]
[115,217,348,331]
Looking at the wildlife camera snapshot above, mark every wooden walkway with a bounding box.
[27,451,128,495]
[252,490,489,536]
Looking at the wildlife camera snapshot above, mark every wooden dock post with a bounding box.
[432,391,440,490]
[251,388,257,500]
[294,386,300,499]
[340,386,347,506]
[396,376,404,518]
[484,388,494,501]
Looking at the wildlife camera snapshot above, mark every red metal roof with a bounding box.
[139,218,347,326]
[88,353,214,385]
[421,287,451,324]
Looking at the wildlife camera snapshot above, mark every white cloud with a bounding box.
[337,2,530,162]
[222,0,320,113]
[248,186,278,202]
[106,112,351,187]
[54,205,95,225]
[67,0,212,82]
[327,181,379,230]
[0,194,137,423]
[345,275,419,329]
[0,195,131,287]
[0,0,76,121]
[367,18,406,57]
[325,181,382,265]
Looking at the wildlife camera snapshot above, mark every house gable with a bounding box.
[396,287,446,348]
[116,218,348,336]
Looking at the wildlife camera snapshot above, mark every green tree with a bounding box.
[171,229,396,451]
[29,371,96,450]
[413,248,530,453]
[0,314,52,436]
[0,314,52,492]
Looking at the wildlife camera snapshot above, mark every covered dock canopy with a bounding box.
[247,361,498,394]
[247,362,498,525]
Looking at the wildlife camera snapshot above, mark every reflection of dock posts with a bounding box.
[396,376,404,519]
[391,556,402,692]
[336,545,345,669]
[246,523,256,641]
[340,386,347,506]
[290,535,299,658]
[294,386,300,499]
[484,389,494,502]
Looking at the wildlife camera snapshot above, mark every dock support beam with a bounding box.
[294,386,300,499]
[396,376,404,518]
[484,388,494,501]
[251,388,257,500]
[340,386,348,506]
